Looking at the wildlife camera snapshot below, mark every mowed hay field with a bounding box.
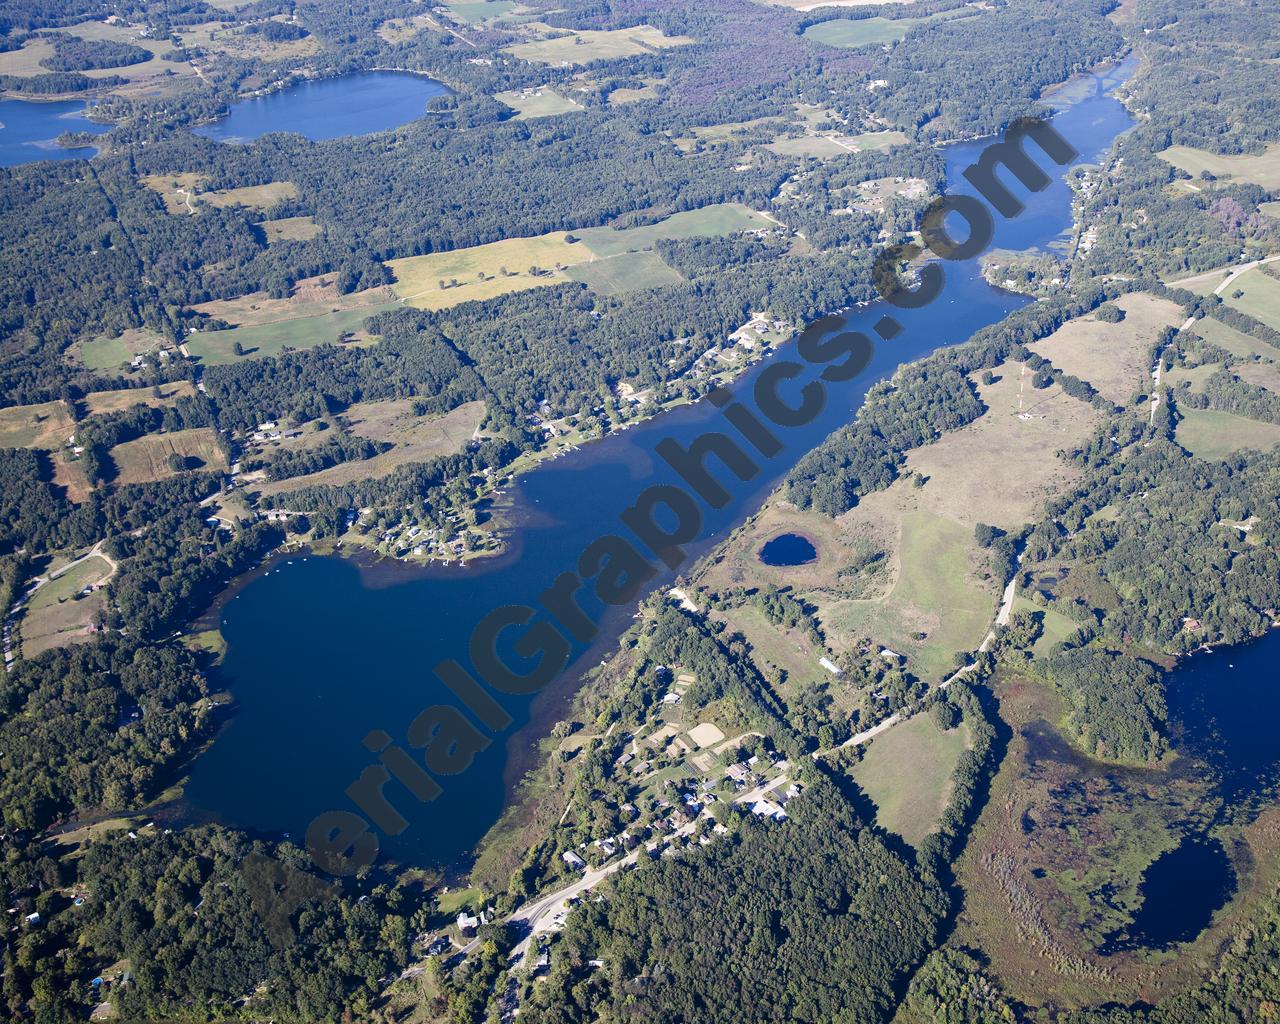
[19,555,111,657]
[851,715,970,846]
[903,364,1100,531]
[0,400,75,449]
[389,233,590,310]
[254,399,486,497]
[1158,143,1280,190]
[505,25,693,64]
[574,204,772,257]
[802,8,973,47]
[392,203,768,309]
[1221,267,1280,331]
[141,174,299,214]
[1027,293,1183,404]
[186,304,396,365]
[110,428,227,485]
[74,328,168,371]
[188,276,398,364]
[1176,408,1280,460]
[564,251,684,295]
[84,381,195,417]
[258,216,322,244]
[494,87,583,119]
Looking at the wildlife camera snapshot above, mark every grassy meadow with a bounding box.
[851,715,970,845]
[1158,143,1280,189]
[505,25,693,65]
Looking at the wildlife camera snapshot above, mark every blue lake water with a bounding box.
[194,71,450,143]
[0,98,109,167]
[1099,628,1280,952]
[758,533,818,567]
[181,57,1140,868]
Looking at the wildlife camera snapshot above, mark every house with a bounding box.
[24,912,40,926]
[661,692,682,705]
[456,911,480,936]
[562,850,586,870]
[819,656,842,676]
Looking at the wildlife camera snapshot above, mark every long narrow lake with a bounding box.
[183,58,1140,867]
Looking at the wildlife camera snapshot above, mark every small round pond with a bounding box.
[758,533,818,567]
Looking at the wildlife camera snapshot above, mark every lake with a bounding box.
[194,71,450,143]
[181,57,1140,868]
[1103,629,1280,951]
[0,97,110,167]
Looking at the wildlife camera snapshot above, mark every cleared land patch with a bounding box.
[1175,408,1280,460]
[903,365,1098,530]
[575,203,772,257]
[254,400,485,497]
[377,14,438,42]
[109,428,227,485]
[802,9,974,48]
[445,1,521,24]
[186,304,394,365]
[1027,292,1183,405]
[768,129,908,160]
[1158,143,1280,190]
[1220,266,1280,332]
[390,233,589,309]
[84,381,195,417]
[851,715,970,845]
[74,328,168,371]
[505,25,693,65]
[192,275,389,329]
[258,215,321,244]
[495,87,583,119]
[392,204,766,309]
[0,400,75,449]
[563,250,684,295]
[141,173,299,215]
[19,554,111,657]
[821,505,995,681]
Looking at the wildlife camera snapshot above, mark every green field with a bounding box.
[185,302,398,364]
[495,87,583,119]
[766,135,853,159]
[0,400,74,449]
[77,328,168,371]
[824,508,995,681]
[564,250,684,295]
[19,555,111,657]
[803,9,973,48]
[851,714,970,845]
[1221,266,1280,332]
[258,216,321,244]
[1010,594,1081,658]
[505,25,693,65]
[1157,144,1280,189]
[1176,408,1280,460]
[1262,202,1280,220]
[392,203,767,309]
[446,0,518,23]
[574,203,772,257]
[110,428,228,484]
